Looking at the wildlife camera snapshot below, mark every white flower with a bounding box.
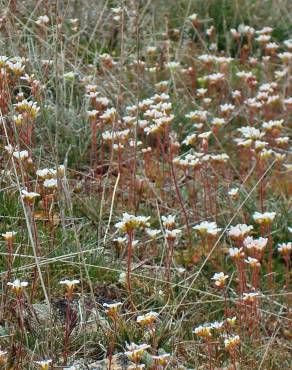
[86,91,99,99]
[278,242,291,255]
[215,56,233,64]
[152,353,170,366]
[242,291,260,303]
[131,240,139,248]
[59,279,80,297]
[59,279,80,287]
[211,272,229,287]
[244,236,268,251]
[220,103,235,113]
[7,279,28,294]
[278,52,292,63]
[4,144,14,154]
[189,13,198,22]
[244,98,262,109]
[236,71,254,80]
[113,236,127,245]
[13,114,24,125]
[238,126,263,140]
[186,110,208,122]
[232,90,242,98]
[102,129,129,143]
[258,148,273,159]
[165,61,181,70]
[210,321,224,331]
[253,211,276,225]
[36,15,50,26]
[6,61,25,74]
[235,138,252,148]
[87,110,99,119]
[125,343,150,362]
[115,213,150,233]
[137,311,159,325]
[198,131,212,139]
[226,317,237,326]
[210,154,229,163]
[262,120,284,132]
[238,24,255,35]
[224,335,240,349]
[0,56,8,66]
[103,302,122,316]
[146,228,161,239]
[284,39,292,50]
[229,247,244,259]
[256,34,271,43]
[43,178,58,189]
[183,133,197,146]
[128,365,145,370]
[256,27,273,35]
[21,189,40,202]
[284,97,292,106]
[146,46,157,55]
[193,324,212,337]
[176,267,186,275]
[275,137,289,145]
[144,123,163,135]
[35,359,52,370]
[228,224,253,240]
[36,168,57,179]
[198,54,216,64]
[165,229,182,240]
[228,188,239,199]
[196,88,208,97]
[274,69,288,79]
[212,117,225,127]
[265,42,279,51]
[245,256,260,267]
[205,73,225,83]
[161,215,176,229]
[13,150,29,160]
[254,140,268,150]
[193,221,221,236]
[2,231,17,241]
[103,301,122,309]
[95,97,110,108]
